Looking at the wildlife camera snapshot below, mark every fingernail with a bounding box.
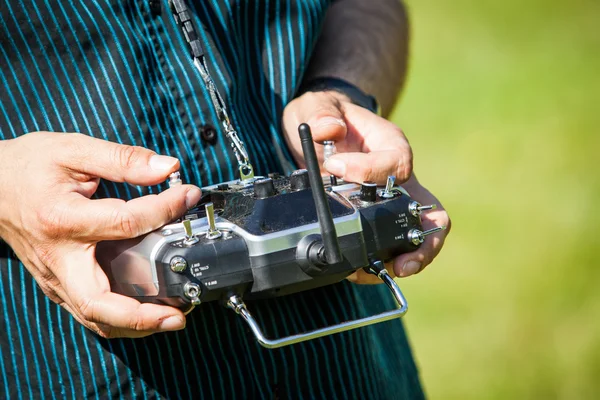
[149,155,178,171]
[324,158,346,177]
[186,187,202,209]
[159,316,185,331]
[401,261,422,277]
[314,117,346,129]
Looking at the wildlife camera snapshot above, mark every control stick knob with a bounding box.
[360,181,378,202]
[290,169,310,191]
[254,178,276,198]
[323,141,338,186]
[168,171,182,187]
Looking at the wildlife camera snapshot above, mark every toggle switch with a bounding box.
[205,202,222,240]
[184,282,202,306]
[407,226,446,246]
[170,256,188,273]
[408,201,437,217]
[379,176,396,199]
[182,219,199,246]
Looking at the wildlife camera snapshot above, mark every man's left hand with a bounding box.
[281,91,451,283]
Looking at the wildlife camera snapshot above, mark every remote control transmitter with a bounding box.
[97,124,444,348]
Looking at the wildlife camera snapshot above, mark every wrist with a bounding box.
[319,89,353,106]
[297,77,381,115]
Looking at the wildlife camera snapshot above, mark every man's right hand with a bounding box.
[0,132,202,338]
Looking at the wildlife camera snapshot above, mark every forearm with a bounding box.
[303,0,410,116]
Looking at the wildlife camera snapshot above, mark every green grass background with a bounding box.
[389,0,600,398]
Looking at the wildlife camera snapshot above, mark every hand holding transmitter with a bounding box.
[97,124,443,348]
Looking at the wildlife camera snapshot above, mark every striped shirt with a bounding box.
[0,1,424,398]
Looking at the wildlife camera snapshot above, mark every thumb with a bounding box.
[55,250,186,338]
[57,133,180,186]
[298,92,348,143]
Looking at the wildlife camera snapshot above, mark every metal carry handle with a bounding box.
[226,261,408,349]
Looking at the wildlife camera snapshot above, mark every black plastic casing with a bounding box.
[99,176,423,309]
[358,195,421,262]
[156,234,253,307]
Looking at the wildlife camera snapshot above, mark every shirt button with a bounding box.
[148,0,161,16]
[200,124,217,145]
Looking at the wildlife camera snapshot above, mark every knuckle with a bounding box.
[161,200,178,224]
[112,207,141,238]
[395,147,413,181]
[37,204,68,237]
[60,133,88,156]
[78,297,96,322]
[129,312,148,331]
[113,144,140,169]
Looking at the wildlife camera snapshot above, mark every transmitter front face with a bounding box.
[98,176,431,309]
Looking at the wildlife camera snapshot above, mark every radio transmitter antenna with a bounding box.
[298,123,343,265]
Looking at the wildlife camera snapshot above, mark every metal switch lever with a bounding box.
[205,202,222,239]
[182,219,199,246]
[385,175,395,193]
[408,201,437,217]
[379,175,397,199]
[408,226,446,246]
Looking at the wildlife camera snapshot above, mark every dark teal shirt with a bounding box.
[0,1,424,398]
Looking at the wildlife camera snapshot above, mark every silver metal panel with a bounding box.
[103,183,378,296]
[103,235,165,296]
[159,207,362,257]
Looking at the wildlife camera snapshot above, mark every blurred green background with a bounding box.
[390,0,600,398]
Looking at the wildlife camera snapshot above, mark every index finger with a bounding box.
[57,184,201,241]
[54,133,181,186]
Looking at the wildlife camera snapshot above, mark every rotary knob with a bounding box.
[254,177,276,198]
[290,169,310,191]
[360,181,378,202]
